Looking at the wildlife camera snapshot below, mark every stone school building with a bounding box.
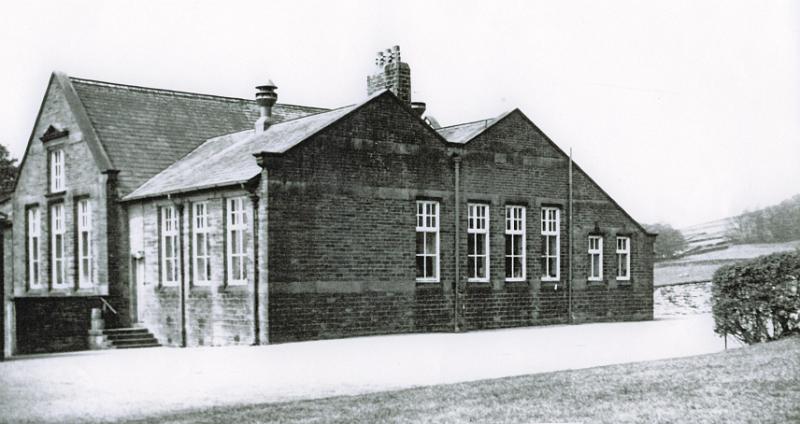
[1,47,655,356]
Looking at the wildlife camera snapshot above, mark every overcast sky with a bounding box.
[1,0,797,228]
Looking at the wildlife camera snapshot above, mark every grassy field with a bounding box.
[128,336,800,424]
[655,240,800,286]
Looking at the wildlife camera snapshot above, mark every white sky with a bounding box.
[1,0,797,228]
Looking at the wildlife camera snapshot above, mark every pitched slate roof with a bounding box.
[435,110,512,144]
[123,94,378,201]
[69,77,327,195]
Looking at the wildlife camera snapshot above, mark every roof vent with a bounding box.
[255,80,278,134]
[410,102,426,117]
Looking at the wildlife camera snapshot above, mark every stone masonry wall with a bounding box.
[8,77,118,353]
[129,189,256,347]
[15,297,102,354]
[125,91,654,346]
[266,93,654,342]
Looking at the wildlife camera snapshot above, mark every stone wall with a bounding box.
[128,189,257,347]
[264,93,654,343]
[6,77,122,354]
[654,282,712,317]
[14,297,103,354]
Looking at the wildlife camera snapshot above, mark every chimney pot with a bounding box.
[410,102,426,117]
[255,80,278,133]
[367,45,411,103]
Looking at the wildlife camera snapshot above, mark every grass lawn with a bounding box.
[128,336,800,424]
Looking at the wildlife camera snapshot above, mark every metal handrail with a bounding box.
[99,297,118,315]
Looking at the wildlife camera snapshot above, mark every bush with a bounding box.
[712,251,800,344]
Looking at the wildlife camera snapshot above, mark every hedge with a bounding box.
[711,251,800,344]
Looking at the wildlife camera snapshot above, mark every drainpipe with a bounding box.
[250,191,260,345]
[175,199,187,347]
[254,152,272,345]
[0,218,5,361]
[568,148,574,323]
[452,153,461,332]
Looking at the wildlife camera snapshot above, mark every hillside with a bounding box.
[680,217,734,253]
[654,239,800,286]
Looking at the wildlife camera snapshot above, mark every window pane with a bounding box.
[236,257,246,280]
[55,235,63,258]
[513,234,523,256]
[548,257,557,278]
[198,233,207,255]
[425,257,434,278]
[548,236,557,257]
[468,257,475,277]
[82,259,90,280]
[505,235,513,256]
[82,232,89,256]
[231,231,240,254]
[476,255,485,277]
[505,256,513,278]
[416,255,425,278]
[513,257,523,278]
[468,234,476,255]
[476,234,485,255]
[416,232,424,255]
[425,232,436,255]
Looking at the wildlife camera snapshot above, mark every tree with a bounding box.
[644,223,687,260]
[0,143,17,197]
[726,195,800,243]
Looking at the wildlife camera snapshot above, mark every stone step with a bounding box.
[101,327,161,349]
[102,327,150,335]
[105,332,154,341]
[112,337,160,347]
[115,341,161,349]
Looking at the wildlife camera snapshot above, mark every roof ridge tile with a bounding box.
[69,76,327,110]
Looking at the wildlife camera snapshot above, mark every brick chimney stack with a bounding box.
[367,45,411,103]
[255,80,278,134]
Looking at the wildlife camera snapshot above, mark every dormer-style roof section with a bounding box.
[436,110,513,144]
[67,75,327,195]
[39,124,69,142]
[123,91,390,201]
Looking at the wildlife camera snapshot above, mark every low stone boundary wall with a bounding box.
[654,281,712,318]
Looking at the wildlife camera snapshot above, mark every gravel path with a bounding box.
[0,314,740,423]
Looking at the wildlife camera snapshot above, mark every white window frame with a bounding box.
[77,199,93,288]
[616,236,631,281]
[50,149,65,192]
[415,200,440,283]
[505,205,526,281]
[161,206,179,286]
[51,203,67,288]
[541,207,560,281]
[227,197,248,285]
[28,207,41,289]
[588,235,603,281]
[193,202,212,285]
[467,203,490,282]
